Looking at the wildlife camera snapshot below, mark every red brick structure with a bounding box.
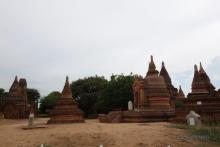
[47,76,85,124]
[99,56,175,123]
[176,63,220,122]
[184,63,220,121]
[133,56,175,111]
[159,62,178,108]
[0,76,30,119]
[176,86,185,101]
[175,86,186,122]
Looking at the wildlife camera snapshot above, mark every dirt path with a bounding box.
[0,118,204,147]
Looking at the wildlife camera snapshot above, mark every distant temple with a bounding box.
[47,76,85,124]
[99,56,176,123]
[1,56,219,123]
[177,63,220,121]
[0,76,31,119]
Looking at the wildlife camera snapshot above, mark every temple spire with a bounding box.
[159,61,172,85]
[178,86,185,97]
[15,75,18,82]
[193,64,199,80]
[162,61,165,67]
[194,64,198,72]
[199,62,205,73]
[61,76,73,99]
[146,55,159,76]
[149,55,156,71]
[176,85,185,99]
[9,75,22,97]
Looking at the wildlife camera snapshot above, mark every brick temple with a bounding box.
[176,63,220,122]
[47,76,85,124]
[99,56,176,123]
[0,76,30,119]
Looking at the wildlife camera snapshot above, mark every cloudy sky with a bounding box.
[0,0,220,96]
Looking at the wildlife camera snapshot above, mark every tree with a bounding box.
[0,88,8,97]
[27,88,40,103]
[71,76,108,118]
[39,91,61,114]
[0,88,5,97]
[95,74,134,113]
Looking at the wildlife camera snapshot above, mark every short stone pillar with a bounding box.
[186,111,201,126]
[28,113,34,127]
[128,101,133,111]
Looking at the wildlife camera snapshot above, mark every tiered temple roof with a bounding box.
[179,63,220,121]
[159,61,178,108]
[190,63,216,96]
[1,76,29,119]
[9,76,22,97]
[176,86,185,100]
[141,56,171,109]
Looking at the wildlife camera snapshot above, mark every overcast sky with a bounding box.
[0,0,220,96]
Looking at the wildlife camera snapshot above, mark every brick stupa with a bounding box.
[175,63,220,122]
[99,56,175,123]
[184,63,220,120]
[133,56,173,110]
[47,76,84,124]
[0,76,30,119]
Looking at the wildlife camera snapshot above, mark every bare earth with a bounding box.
[0,118,206,147]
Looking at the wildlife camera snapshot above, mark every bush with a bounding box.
[175,101,184,108]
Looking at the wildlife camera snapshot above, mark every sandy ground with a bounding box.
[0,118,212,147]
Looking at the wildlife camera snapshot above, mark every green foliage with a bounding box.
[71,76,108,117]
[169,124,189,129]
[27,88,40,103]
[95,74,134,113]
[191,127,220,143]
[169,123,220,143]
[0,88,8,97]
[39,74,134,117]
[175,100,184,108]
[0,88,4,96]
[39,91,61,114]
[202,119,220,127]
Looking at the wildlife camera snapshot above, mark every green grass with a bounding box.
[169,123,220,143]
[169,124,190,129]
[190,127,220,143]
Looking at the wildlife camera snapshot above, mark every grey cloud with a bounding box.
[0,0,220,95]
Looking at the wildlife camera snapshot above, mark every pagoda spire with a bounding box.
[176,85,185,99]
[15,75,18,82]
[178,86,185,97]
[146,55,159,76]
[149,55,156,70]
[159,61,171,84]
[61,76,73,99]
[199,62,205,73]
[162,61,165,67]
[194,64,198,72]
[193,64,199,80]
[9,75,22,97]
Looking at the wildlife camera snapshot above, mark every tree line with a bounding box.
[0,74,134,118]
[39,74,134,118]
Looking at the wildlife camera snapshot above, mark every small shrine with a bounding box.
[47,76,85,124]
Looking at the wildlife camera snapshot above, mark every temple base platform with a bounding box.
[99,109,175,123]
